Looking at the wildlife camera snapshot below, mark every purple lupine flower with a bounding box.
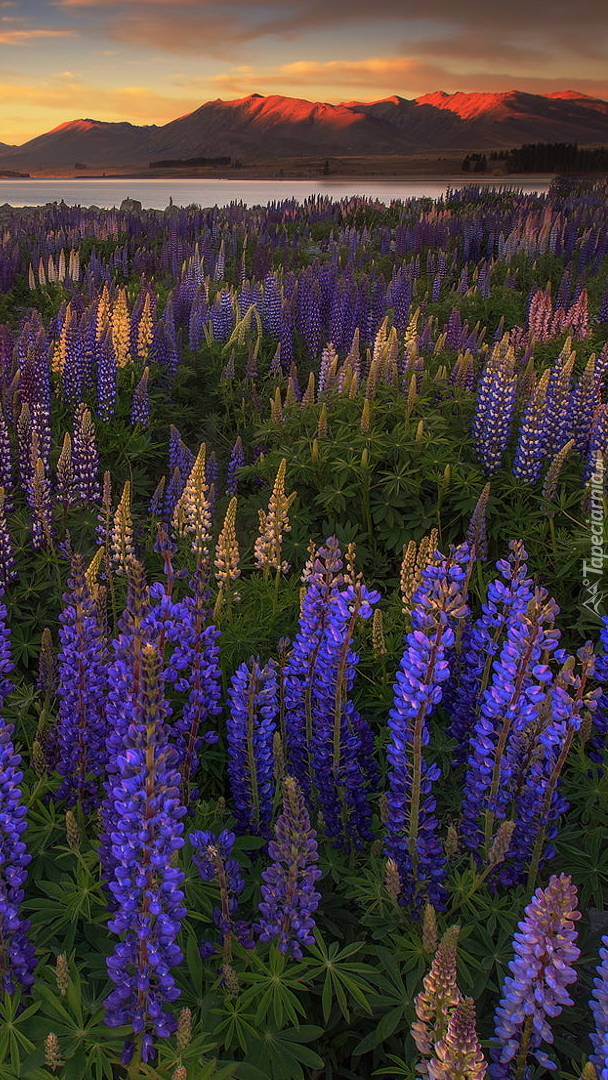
[584,405,608,484]
[500,644,599,887]
[51,554,109,806]
[0,411,14,510]
[255,776,322,958]
[472,346,517,475]
[99,558,151,884]
[168,425,194,478]
[227,658,278,837]
[225,436,245,496]
[447,540,534,763]
[282,537,345,799]
[589,935,608,1077]
[544,348,574,458]
[27,452,54,551]
[104,641,187,1062]
[0,497,17,587]
[309,579,379,850]
[72,403,101,504]
[0,590,14,708]
[151,319,178,381]
[512,370,549,485]
[385,545,469,911]
[189,828,253,958]
[461,587,561,861]
[96,327,117,421]
[466,482,491,560]
[0,714,35,993]
[568,356,598,456]
[491,873,580,1073]
[130,366,150,427]
[147,564,222,801]
[589,618,608,763]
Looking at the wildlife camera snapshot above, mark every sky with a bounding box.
[1,0,608,145]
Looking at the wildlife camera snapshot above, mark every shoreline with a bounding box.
[0,172,556,182]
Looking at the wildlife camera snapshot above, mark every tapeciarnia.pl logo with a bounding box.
[582,454,606,617]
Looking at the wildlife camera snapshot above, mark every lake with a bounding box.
[0,176,555,210]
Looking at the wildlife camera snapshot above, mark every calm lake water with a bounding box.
[0,176,554,210]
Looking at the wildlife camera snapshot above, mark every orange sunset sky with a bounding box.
[1,0,608,145]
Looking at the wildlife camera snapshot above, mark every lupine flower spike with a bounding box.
[111,480,135,573]
[172,442,213,557]
[254,457,296,577]
[255,776,322,957]
[0,717,35,990]
[589,935,608,1078]
[104,641,187,1064]
[412,924,462,1073]
[385,545,469,910]
[428,997,488,1080]
[214,496,241,618]
[491,873,580,1075]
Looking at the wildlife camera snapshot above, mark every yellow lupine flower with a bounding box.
[111,286,131,368]
[172,442,213,556]
[214,497,241,588]
[254,457,296,574]
[111,480,135,573]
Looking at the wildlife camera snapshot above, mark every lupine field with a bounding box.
[1,174,608,1079]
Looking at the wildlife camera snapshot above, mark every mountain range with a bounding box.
[1,90,608,171]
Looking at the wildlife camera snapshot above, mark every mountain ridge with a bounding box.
[1,90,608,171]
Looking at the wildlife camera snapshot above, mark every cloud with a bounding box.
[207,56,608,104]
[0,27,76,44]
[50,0,607,45]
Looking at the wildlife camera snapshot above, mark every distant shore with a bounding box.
[0,150,560,182]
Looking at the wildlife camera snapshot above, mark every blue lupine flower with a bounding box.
[72,403,101,504]
[512,370,549,485]
[492,873,580,1073]
[130,366,150,427]
[99,558,152,884]
[0,494,16,588]
[0,589,14,707]
[104,641,187,1062]
[282,537,345,799]
[465,482,491,560]
[189,828,253,957]
[53,553,109,807]
[543,348,574,458]
[309,580,379,849]
[447,540,534,762]
[499,645,599,887]
[590,935,608,1077]
[226,437,245,495]
[147,565,222,801]
[227,658,278,836]
[472,346,517,475]
[0,410,14,510]
[568,356,598,456]
[0,608,34,993]
[385,545,470,910]
[461,587,561,860]
[256,776,322,958]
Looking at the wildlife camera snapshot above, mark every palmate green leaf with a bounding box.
[0,994,40,1075]
[301,931,376,1023]
[209,998,260,1055]
[353,1005,409,1056]
[244,1024,324,1080]
[228,1063,272,1080]
[237,946,307,1029]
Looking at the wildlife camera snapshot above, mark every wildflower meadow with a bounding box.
[0,176,608,1079]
